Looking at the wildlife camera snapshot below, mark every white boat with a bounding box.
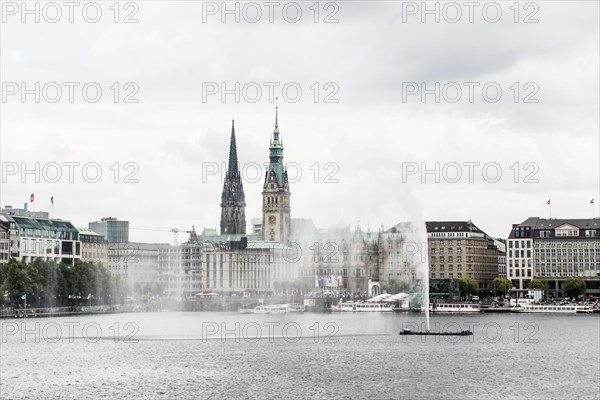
[430,303,481,313]
[252,304,290,314]
[288,303,305,312]
[252,305,270,314]
[332,301,394,312]
[266,304,290,314]
[511,304,592,314]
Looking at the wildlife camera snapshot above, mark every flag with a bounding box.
[51,196,54,205]
[23,202,28,211]
[591,199,595,204]
[30,193,34,202]
[547,199,551,205]
[21,294,26,300]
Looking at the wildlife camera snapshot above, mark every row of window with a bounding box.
[431,273,472,279]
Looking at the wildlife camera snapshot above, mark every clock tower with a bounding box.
[262,102,291,243]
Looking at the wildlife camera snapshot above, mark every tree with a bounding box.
[383,279,402,294]
[492,278,512,296]
[564,278,586,298]
[528,278,549,295]
[458,278,478,299]
[0,259,33,305]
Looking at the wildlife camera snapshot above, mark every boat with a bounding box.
[429,303,481,313]
[331,301,394,312]
[251,304,290,314]
[252,305,270,314]
[287,303,305,312]
[399,328,473,336]
[510,304,593,314]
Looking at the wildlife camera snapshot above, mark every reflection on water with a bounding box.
[1,312,598,399]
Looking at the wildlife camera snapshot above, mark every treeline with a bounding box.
[0,258,129,308]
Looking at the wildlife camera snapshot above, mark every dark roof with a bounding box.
[3,215,78,233]
[508,217,600,239]
[425,221,485,235]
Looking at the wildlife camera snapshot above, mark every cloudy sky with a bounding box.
[1,1,598,243]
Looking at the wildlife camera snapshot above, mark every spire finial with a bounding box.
[275,97,279,128]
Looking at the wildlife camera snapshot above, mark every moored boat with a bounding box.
[510,304,592,314]
[332,301,394,312]
[399,328,473,336]
[288,303,305,312]
[430,303,481,313]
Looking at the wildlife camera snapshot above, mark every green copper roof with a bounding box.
[264,104,286,189]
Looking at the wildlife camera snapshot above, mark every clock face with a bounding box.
[269,216,276,225]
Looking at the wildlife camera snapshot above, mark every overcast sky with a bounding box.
[1,1,598,243]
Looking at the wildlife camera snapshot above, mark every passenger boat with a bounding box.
[331,301,394,312]
[251,304,290,314]
[429,303,481,313]
[287,303,305,312]
[510,304,593,314]
[399,328,473,336]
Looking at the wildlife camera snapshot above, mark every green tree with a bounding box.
[0,259,33,305]
[528,278,549,295]
[383,279,402,294]
[492,277,512,296]
[29,258,60,307]
[564,278,586,298]
[458,278,478,299]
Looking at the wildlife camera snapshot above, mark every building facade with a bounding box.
[507,217,600,297]
[89,217,129,243]
[107,242,170,292]
[78,227,108,266]
[158,239,298,297]
[0,214,81,265]
[494,238,507,278]
[379,222,420,285]
[427,221,499,292]
[262,105,291,243]
[0,221,10,263]
[220,120,247,235]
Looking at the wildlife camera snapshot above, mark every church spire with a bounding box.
[227,119,239,178]
[221,118,246,235]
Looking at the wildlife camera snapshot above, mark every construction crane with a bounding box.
[131,226,198,246]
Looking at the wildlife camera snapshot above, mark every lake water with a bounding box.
[1,312,598,399]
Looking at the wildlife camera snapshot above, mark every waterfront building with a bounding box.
[379,222,420,285]
[220,120,247,235]
[507,217,600,297]
[0,221,10,263]
[89,217,129,243]
[494,238,507,278]
[427,221,499,293]
[291,223,380,294]
[107,241,170,292]
[0,214,81,265]
[77,227,108,266]
[158,238,297,297]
